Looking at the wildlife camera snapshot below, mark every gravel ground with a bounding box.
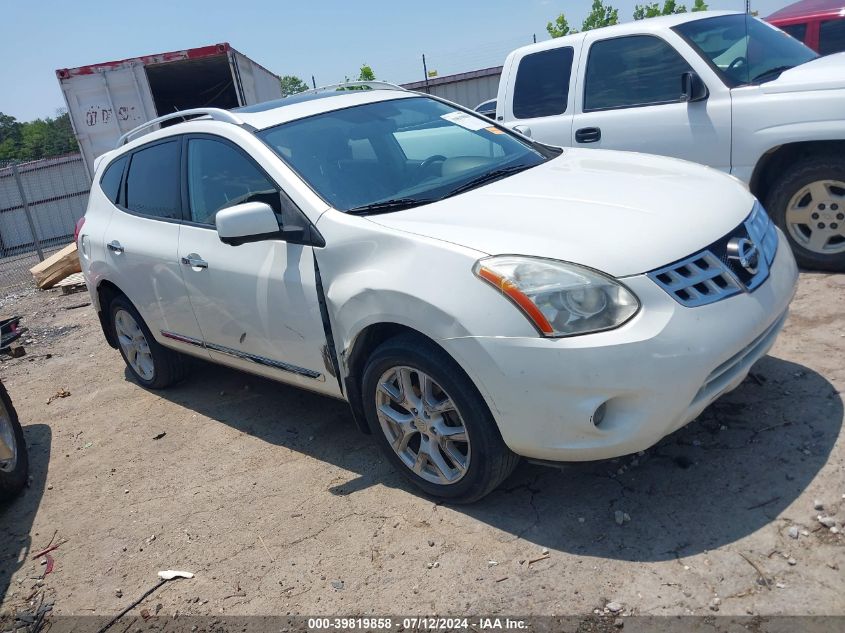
[0,272,842,624]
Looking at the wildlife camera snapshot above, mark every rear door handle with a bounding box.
[575,127,601,143]
[180,254,208,269]
[106,240,124,254]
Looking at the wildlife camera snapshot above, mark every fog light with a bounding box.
[592,402,607,427]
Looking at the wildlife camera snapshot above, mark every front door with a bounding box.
[176,135,335,395]
[571,33,732,173]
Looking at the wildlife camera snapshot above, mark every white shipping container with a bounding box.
[57,43,282,178]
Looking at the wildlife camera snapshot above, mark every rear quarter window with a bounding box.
[512,47,574,119]
[124,141,182,219]
[99,156,126,204]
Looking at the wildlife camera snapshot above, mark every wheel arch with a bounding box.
[750,140,845,205]
[95,279,127,349]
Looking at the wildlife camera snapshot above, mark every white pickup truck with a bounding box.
[496,11,845,271]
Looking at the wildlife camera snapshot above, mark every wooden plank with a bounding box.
[57,272,87,295]
[29,242,82,289]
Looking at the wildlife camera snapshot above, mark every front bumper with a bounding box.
[440,231,799,462]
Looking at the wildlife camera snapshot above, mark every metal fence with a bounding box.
[0,153,90,291]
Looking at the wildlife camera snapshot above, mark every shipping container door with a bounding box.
[232,51,283,105]
[61,65,157,178]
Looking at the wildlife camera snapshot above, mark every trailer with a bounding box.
[56,43,282,178]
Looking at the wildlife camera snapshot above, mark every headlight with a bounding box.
[747,200,778,265]
[473,255,640,337]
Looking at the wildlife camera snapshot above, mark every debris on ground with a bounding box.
[152,432,166,440]
[46,388,70,404]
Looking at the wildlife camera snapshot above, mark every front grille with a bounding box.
[648,202,779,308]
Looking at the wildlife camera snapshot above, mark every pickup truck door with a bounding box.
[570,31,732,173]
[175,135,338,397]
[499,36,585,146]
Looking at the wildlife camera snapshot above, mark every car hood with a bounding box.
[759,53,845,94]
[366,149,756,278]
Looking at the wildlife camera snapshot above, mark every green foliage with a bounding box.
[0,111,77,162]
[279,75,310,97]
[358,64,376,81]
[547,13,574,38]
[581,0,619,31]
[634,0,706,19]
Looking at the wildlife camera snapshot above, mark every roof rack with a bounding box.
[116,108,246,148]
[302,80,406,95]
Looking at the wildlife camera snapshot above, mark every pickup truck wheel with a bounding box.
[109,296,186,389]
[0,381,28,501]
[766,156,845,272]
[362,333,519,503]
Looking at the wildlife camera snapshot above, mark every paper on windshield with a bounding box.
[441,111,489,131]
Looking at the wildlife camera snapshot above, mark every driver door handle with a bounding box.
[180,254,208,269]
[575,127,601,144]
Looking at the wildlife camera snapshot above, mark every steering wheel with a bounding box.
[417,154,447,173]
[727,56,747,72]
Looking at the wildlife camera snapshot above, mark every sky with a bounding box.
[2,0,788,122]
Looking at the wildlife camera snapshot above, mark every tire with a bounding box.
[109,295,187,389]
[0,381,28,502]
[765,154,845,272]
[362,333,519,503]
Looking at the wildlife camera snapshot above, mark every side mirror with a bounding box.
[680,71,709,103]
[216,202,280,246]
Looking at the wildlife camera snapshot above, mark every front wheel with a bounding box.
[766,155,845,272]
[362,334,519,503]
[0,381,28,502]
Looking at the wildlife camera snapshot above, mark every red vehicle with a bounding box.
[767,0,845,54]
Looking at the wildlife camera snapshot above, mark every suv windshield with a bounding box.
[674,14,818,87]
[257,96,550,213]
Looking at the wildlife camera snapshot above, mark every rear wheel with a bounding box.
[0,381,27,502]
[362,334,518,503]
[110,295,186,389]
[766,155,845,271]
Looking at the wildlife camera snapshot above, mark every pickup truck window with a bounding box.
[584,35,691,112]
[779,23,807,44]
[674,14,817,86]
[819,19,845,55]
[512,47,574,119]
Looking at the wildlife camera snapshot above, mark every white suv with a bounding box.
[78,88,798,502]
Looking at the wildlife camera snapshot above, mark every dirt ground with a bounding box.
[0,271,843,623]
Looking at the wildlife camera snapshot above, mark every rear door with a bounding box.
[501,41,582,146]
[570,33,732,172]
[176,135,335,395]
[103,138,206,355]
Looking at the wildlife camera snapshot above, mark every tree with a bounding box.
[547,13,575,38]
[581,0,619,31]
[0,110,77,162]
[358,64,375,81]
[634,0,706,19]
[280,75,310,97]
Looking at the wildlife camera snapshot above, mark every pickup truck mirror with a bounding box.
[680,72,709,103]
[216,202,280,246]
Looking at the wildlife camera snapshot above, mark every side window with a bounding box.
[820,19,845,55]
[124,141,181,219]
[187,138,280,226]
[585,35,692,111]
[99,156,126,204]
[512,47,574,119]
[779,23,807,44]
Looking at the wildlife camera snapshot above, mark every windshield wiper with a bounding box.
[442,164,533,199]
[346,197,436,216]
[751,65,794,83]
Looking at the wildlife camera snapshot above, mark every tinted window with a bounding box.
[100,156,126,204]
[187,138,279,225]
[779,23,807,43]
[820,19,845,55]
[513,47,574,119]
[585,36,692,111]
[125,141,181,219]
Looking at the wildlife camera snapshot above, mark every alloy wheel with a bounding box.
[785,179,845,255]
[114,309,155,381]
[0,397,17,473]
[375,366,470,485]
